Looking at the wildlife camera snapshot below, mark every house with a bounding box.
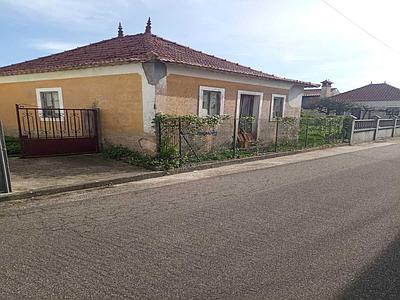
[302,80,340,109]
[0,19,317,156]
[329,82,400,119]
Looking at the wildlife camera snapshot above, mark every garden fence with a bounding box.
[156,115,352,166]
[351,117,400,144]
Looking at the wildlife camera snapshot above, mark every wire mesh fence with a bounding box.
[155,115,352,166]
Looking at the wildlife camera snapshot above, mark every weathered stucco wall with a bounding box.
[157,74,290,116]
[156,72,299,144]
[286,85,303,117]
[0,73,147,151]
[0,62,161,153]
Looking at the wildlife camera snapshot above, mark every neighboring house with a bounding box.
[329,82,400,119]
[302,80,339,109]
[0,19,317,156]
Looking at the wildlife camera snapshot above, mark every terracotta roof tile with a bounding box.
[303,88,322,97]
[0,33,317,87]
[304,88,339,97]
[330,83,400,102]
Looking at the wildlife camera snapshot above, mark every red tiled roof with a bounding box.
[304,88,339,97]
[0,32,317,87]
[303,88,322,97]
[330,83,400,102]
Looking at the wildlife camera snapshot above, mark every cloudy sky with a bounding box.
[0,0,399,91]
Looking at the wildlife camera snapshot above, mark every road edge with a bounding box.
[0,143,352,203]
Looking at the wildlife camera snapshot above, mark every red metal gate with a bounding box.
[16,104,99,157]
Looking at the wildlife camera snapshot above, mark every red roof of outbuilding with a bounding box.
[0,32,317,87]
[303,87,339,97]
[330,83,400,102]
[304,88,322,97]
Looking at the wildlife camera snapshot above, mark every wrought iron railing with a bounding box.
[379,119,395,128]
[16,105,98,139]
[354,119,377,131]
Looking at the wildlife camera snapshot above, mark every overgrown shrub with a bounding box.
[102,143,179,170]
[102,143,155,167]
[4,136,21,155]
[153,113,230,167]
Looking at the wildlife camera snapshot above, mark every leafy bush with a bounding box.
[102,143,179,170]
[4,136,21,155]
[102,144,133,160]
[153,113,229,132]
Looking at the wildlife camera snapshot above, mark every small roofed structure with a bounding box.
[302,79,339,109]
[329,82,400,119]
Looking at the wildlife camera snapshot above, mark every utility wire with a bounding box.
[321,0,400,55]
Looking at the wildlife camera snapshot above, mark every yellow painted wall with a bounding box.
[156,74,291,143]
[0,74,144,148]
[157,74,289,117]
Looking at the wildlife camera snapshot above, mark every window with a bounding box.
[36,88,64,119]
[198,86,225,116]
[270,94,286,120]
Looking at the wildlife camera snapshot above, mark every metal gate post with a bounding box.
[274,118,279,152]
[0,121,12,193]
[232,117,237,158]
[304,118,309,148]
[178,117,182,167]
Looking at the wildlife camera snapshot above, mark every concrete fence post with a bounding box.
[349,115,357,145]
[373,116,381,141]
[393,117,398,137]
[0,121,12,193]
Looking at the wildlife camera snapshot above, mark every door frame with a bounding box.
[236,90,264,138]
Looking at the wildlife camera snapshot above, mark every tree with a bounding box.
[313,98,355,115]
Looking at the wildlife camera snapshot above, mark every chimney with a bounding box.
[118,22,124,37]
[145,17,152,34]
[320,79,333,99]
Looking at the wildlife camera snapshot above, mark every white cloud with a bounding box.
[0,0,122,27]
[1,0,400,90]
[31,41,82,53]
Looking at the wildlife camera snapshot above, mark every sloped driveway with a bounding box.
[9,154,150,192]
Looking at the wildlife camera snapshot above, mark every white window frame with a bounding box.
[270,94,286,121]
[36,87,64,121]
[236,90,264,138]
[198,86,225,117]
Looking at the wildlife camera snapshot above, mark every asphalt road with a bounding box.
[2,144,400,299]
